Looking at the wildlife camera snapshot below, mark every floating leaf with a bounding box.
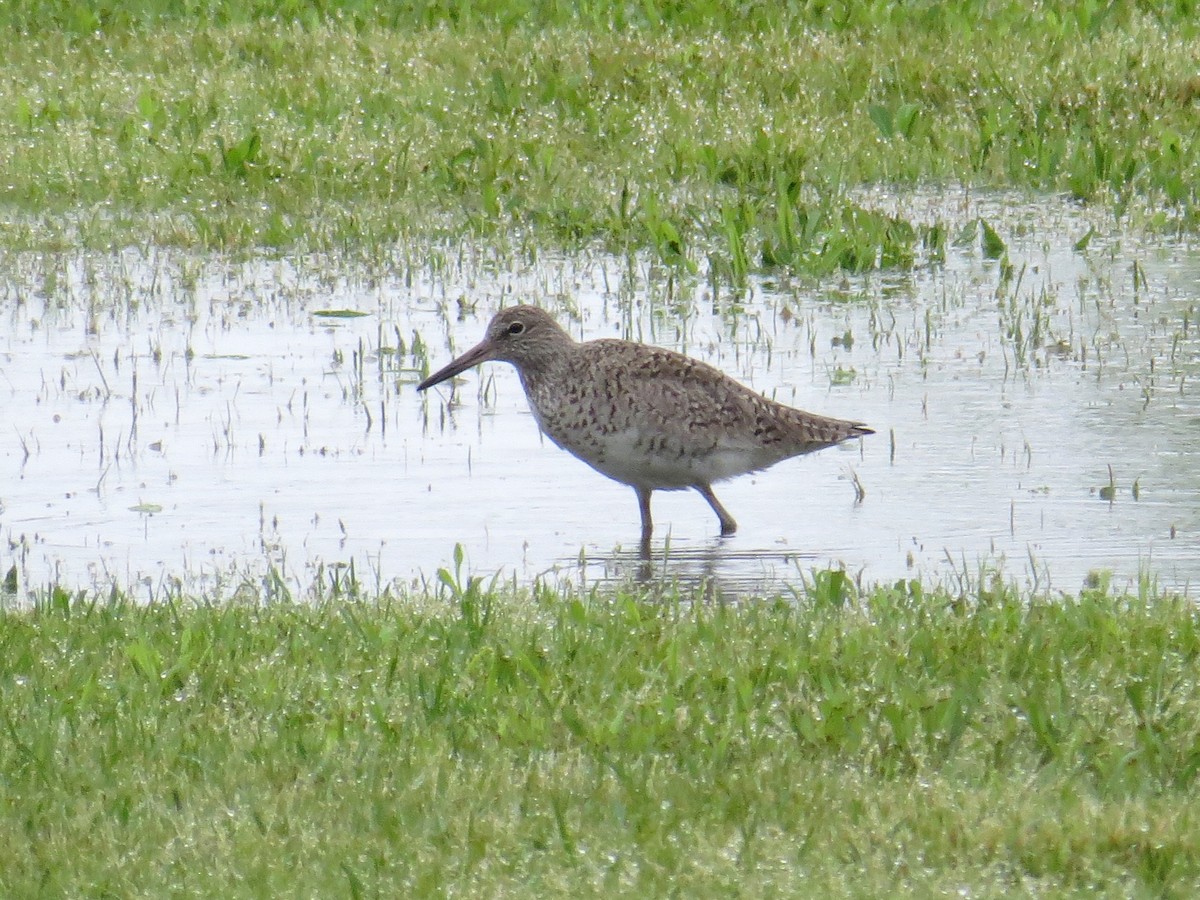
[953,220,979,247]
[980,218,1007,258]
[313,309,369,319]
[1099,464,1117,502]
[129,503,163,514]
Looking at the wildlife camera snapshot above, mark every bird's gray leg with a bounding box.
[695,484,737,536]
[636,487,654,558]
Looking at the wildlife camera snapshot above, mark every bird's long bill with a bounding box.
[416,339,497,391]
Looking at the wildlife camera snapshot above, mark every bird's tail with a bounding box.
[791,412,873,452]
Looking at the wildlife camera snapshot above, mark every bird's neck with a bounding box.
[513,340,576,409]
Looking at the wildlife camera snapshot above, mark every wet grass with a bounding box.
[0,0,1197,277]
[2,572,1199,895]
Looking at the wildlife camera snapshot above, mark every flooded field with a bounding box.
[1,191,1197,598]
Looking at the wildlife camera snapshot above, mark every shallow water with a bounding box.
[2,191,1198,599]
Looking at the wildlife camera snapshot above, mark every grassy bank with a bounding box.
[2,575,1199,895]
[0,1,1196,265]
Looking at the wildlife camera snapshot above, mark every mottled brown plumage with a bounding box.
[418,305,872,543]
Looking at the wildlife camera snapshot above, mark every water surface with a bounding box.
[2,191,1197,598]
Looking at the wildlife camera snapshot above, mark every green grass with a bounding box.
[3,573,1200,895]
[0,0,1196,270]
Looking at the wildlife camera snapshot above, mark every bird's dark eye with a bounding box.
[507,321,525,335]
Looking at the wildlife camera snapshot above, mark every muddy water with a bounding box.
[1,192,1197,598]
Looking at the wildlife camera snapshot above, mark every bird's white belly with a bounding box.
[547,424,764,490]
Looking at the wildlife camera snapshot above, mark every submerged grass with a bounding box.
[2,576,1200,895]
[0,0,1196,272]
